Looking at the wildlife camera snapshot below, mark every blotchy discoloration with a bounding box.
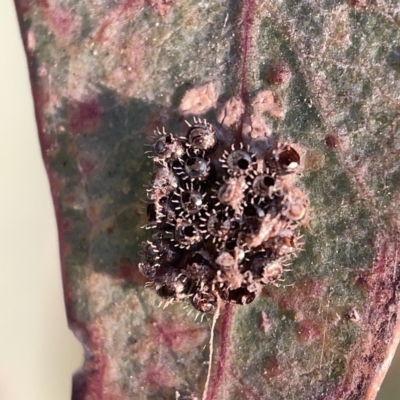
[328,237,400,400]
[148,320,208,354]
[39,0,81,44]
[252,90,284,119]
[14,0,400,398]
[69,97,104,135]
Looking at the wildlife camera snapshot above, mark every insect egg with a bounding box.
[248,253,272,278]
[224,238,237,251]
[154,136,167,154]
[228,286,257,305]
[153,133,184,161]
[144,241,159,264]
[243,204,265,219]
[174,220,202,248]
[207,212,231,238]
[157,239,182,265]
[156,284,176,298]
[217,177,246,204]
[242,204,265,235]
[269,145,300,172]
[156,278,179,298]
[286,201,307,221]
[180,190,203,214]
[186,253,215,281]
[217,177,247,214]
[140,117,309,312]
[184,156,209,180]
[191,291,217,313]
[138,262,157,279]
[226,149,253,174]
[253,174,275,197]
[152,167,179,192]
[155,270,192,300]
[155,197,176,230]
[261,260,283,284]
[217,181,235,204]
[187,122,217,152]
[283,188,307,222]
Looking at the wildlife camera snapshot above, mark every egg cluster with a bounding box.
[139,119,308,313]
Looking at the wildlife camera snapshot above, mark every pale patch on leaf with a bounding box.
[252,90,284,119]
[216,97,244,128]
[178,82,218,116]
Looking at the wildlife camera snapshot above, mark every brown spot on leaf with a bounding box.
[14,0,34,16]
[41,131,59,155]
[62,193,87,211]
[70,98,103,135]
[349,0,368,7]
[178,82,218,116]
[297,319,322,343]
[92,2,148,97]
[263,357,284,380]
[105,34,146,89]
[325,133,339,149]
[32,86,50,127]
[242,114,272,139]
[302,277,327,298]
[61,219,73,233]
[87,199,106,225]
[294,310,304,322]
[265,277,327,312]
[266,64,291,85]
[149,321,207,354]
[51,11,78,39]
[304,148,325,171]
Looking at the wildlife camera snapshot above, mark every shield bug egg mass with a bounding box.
[139,118,309,313]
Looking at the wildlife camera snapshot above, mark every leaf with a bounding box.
[14,1,400,399]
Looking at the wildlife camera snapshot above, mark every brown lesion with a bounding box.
[69,97,104,135]
[324,133,340,149]
[329,238,400,400]
[265,63,291,86]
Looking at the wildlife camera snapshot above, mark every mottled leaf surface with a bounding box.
[14,0,400,399]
